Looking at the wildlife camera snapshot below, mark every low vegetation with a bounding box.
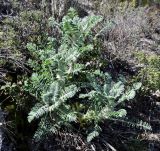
[0,1,159,151]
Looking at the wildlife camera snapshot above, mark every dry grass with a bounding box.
[100,6,160,70]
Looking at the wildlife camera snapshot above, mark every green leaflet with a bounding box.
[87,130,99,142]
[109,81,125,98]
[126,89,136,100]
[28,104,48,123]
[133,82,142,90]
[60,85,78,101]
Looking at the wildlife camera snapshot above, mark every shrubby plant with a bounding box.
[135,52,160,93]
[25,8,150,143]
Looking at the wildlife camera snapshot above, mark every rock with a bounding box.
[0,109,15,151]
[0,109,5,151]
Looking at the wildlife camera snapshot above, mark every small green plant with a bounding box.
[79,70,144,142]
[26,8,150,143]
[135,52,160,93]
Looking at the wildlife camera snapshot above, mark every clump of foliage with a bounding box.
[135,52,160,93]
[0,0,50,84]
[25,8,150,144]
[0,0,51,118]
[79,70,144,142]
[0,2,51,149]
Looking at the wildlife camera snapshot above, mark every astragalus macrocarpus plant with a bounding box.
[79,70,150,142]
[26,8,103,140]
[25,8,151,143]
